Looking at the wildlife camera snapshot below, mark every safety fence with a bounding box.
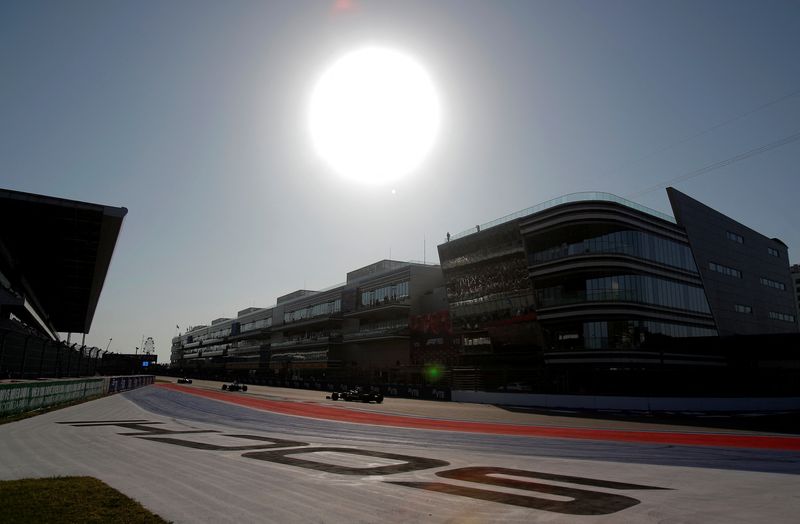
[0,375,155,417]
[0,326,103,380]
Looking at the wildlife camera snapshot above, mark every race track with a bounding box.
[1,382,799,523]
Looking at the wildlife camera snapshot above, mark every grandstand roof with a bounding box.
[0,188,127,336]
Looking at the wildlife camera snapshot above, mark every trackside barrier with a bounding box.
[106,375,155,393]
[0,375,155,417]
[0,378,103,417]
[451,390,800,412]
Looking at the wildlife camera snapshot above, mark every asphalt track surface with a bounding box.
[2,381,800,523]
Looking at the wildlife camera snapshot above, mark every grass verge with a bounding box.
[0,476,168,524]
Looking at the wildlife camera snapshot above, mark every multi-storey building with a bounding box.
[172,189,797,392]
[171,260,444,378]
[438,188,797,374]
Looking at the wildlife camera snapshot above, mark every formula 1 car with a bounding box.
[328,388,383,403]
[177,377,192,384]
[221,381,247,392]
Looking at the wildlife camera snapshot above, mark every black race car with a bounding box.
[177,377,192,384]
[221,381,247,392]
[328,388,383,403]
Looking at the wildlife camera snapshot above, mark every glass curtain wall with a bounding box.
[528,228,697,272]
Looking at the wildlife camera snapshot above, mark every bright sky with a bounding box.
[2,1,799,363]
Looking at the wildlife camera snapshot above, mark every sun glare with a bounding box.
[309,47,440,185]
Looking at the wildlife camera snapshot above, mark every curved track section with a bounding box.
[1,385,798,523]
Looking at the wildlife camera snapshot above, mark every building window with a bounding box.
[734,304,752,314]
[759,277,786,291]
[527,228,698,272]
[284,299,342,324]
[767,247,780,257]
[361,280,410,307]
[769,311,796,323]
[708,261,742,278]
[726,231,743,243]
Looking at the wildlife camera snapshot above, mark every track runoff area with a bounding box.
[2,382,799,523]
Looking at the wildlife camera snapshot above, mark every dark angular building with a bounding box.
[667,188,798,335]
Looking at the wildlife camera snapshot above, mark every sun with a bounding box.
[309,47,441,185]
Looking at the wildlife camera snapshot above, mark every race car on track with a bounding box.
[221,381,247,392]
[176,377,192,384]
[328,388,383,403]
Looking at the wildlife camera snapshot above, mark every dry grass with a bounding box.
[0,476,169,523]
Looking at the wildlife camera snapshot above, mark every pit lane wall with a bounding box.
[451,391,800,412]
[0,375,154,417]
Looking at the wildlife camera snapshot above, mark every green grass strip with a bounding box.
[0,476,169,523]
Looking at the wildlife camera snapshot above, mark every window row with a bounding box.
[284,299,342,323]
[726,231,743,243]
[723,229,783,259]
[241,317,272,332]
[535,274,711,314]
[769,311,796,323]
[734,304,752,314]
[528,229,697,272]
[709,261,741,278]
[361,281,410,307]
[580,320,717,350]
[760,277,786,290]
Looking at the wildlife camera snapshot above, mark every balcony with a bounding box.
[281,315,343,332]
[343,324,409,342]
[270,333,342,349]
[345,299,411,320]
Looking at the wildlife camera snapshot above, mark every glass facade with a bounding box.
[579,320,717,350]
[535,274,711,314]
[284,299,341,323]
[529,229,697,272]
[361,280,409,307]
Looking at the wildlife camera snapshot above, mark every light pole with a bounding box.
[105,338,112,352]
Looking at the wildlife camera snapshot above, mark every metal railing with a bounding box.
[450,192,676,241]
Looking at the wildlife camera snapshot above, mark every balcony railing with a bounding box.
[344,325,409,341]
[535,289,710,314]
[270,334,342,349]
[451,192,676,240]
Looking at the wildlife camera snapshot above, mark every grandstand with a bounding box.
[0,188,127,379]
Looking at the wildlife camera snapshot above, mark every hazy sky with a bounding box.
[2,1,799,363]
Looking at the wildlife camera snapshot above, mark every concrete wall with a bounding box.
[452,390,800,412]
[0,375,155,417]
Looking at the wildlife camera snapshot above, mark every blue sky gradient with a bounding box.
[2,1,798,361]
